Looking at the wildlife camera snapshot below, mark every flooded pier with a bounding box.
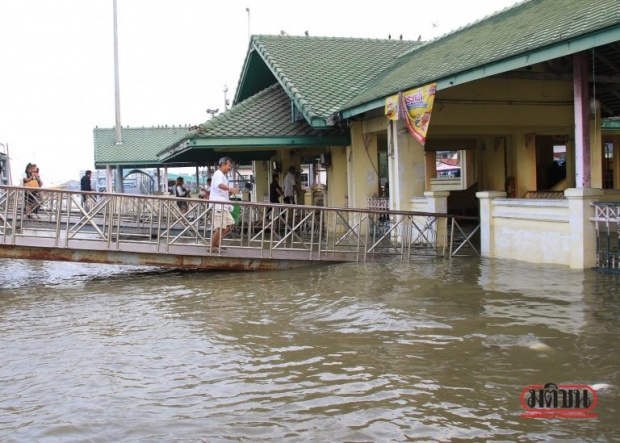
[0,186,480,270]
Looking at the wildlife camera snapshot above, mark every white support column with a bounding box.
[105,166,113,193]
[565,187,603,269]
[388,121,401,210]
[476,191,507,257]
[425,191,450,248]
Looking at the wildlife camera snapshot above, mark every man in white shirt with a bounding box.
[210,157,239,251]
[283,166,297,204]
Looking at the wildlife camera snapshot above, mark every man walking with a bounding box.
[80,170,93,209]
[210,157,239,251]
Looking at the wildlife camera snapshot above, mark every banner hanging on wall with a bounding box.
[384,83,437,145]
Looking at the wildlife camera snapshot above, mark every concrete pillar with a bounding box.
[425,191,450,248]
[476,191,507,257]
[106,166,114,193]
[348,122,378,209]
[565,187,603,269]
[253,160,269,203]
[573,52,591,187]
[326,147,347,208]
[389,120,426,211]
[114,166,124,193]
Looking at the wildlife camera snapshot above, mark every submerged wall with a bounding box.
[477,188,620,269]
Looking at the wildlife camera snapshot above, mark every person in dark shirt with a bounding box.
[267,174,283,217]
[80,170,92,208]
[269,174,283,204]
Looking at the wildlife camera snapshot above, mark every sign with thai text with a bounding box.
[385,83,437,145]
[520,382,598,418]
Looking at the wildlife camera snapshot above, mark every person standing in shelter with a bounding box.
[210,157,239,251]
[269,174,283,204]
[267,174,283,217]
[80,170,93,209]
[283,166,297,204]
[174,177,190,214]
[205,177,212,200]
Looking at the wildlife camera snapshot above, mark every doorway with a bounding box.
[536,135,567,190]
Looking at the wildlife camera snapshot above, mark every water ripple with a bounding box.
[0,258,619,441]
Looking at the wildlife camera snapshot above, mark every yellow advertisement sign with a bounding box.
[384,83,437,145]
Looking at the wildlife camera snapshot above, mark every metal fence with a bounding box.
[593,202,620,274]
[0,186,480,265]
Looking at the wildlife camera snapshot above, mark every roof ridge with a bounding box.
[253,34,418,43]
[249,35,420,123]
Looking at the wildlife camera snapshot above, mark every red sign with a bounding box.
[520,383,598,418]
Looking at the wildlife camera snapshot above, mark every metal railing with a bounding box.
[0,186,480,264]
[593,202,620,273]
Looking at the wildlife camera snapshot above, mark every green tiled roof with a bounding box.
[345,0,620,109]
[94,126,192,168]
[243,35,421,125]
[196,84,348,138]
[158,85,349,163]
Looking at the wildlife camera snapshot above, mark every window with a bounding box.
[435,151,461,178]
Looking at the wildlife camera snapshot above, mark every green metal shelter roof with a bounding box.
[158,84,350,163]
[93,126,192,168]
[342,0,620,115]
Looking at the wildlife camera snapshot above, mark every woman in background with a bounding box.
[174,177,190,214]
[22,163,43,219]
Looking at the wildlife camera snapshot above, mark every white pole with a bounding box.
[113,0,122,146]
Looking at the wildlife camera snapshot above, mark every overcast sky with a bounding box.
[0,0,519,185]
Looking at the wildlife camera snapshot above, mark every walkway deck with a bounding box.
[0,186,480,271]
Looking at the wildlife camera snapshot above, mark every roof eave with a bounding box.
[157,135,350,163]
[341,25,620,119]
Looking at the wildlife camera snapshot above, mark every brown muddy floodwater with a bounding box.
[0,257,619,442]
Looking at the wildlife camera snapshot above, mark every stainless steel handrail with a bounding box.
[0,186,480,262]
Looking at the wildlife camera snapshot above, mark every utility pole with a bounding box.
[113,0,124,192]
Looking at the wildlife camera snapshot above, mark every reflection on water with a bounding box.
[1,257,619,441]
